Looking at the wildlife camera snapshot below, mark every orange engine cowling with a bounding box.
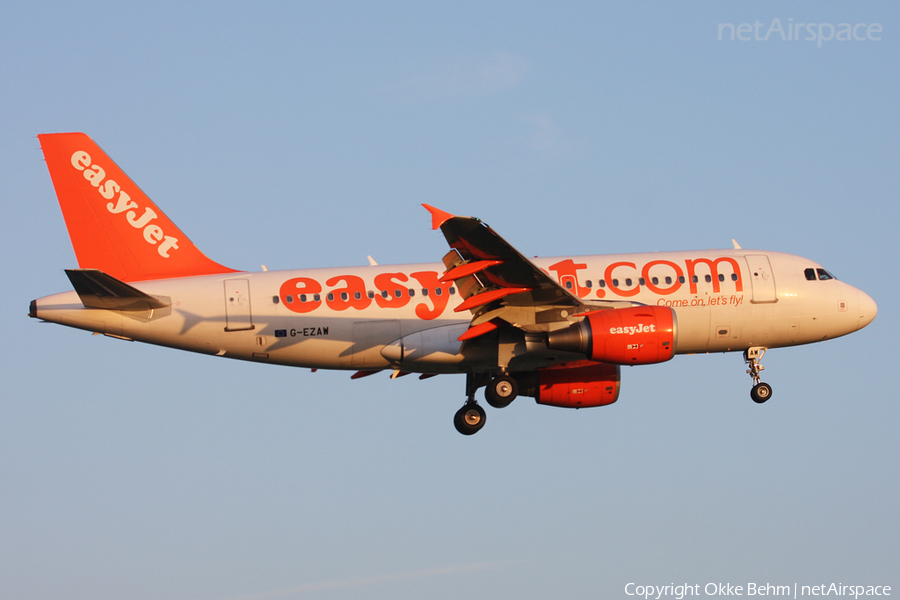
[518,360,620,408]
[547,306,677,365]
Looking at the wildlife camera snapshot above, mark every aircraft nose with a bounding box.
[857,290,878,330]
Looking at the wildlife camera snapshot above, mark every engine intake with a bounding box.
[547,306,677,365]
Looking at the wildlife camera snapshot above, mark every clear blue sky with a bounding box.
[2,2,897,599]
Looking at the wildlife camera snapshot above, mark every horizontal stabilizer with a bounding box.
[65,269,170,311]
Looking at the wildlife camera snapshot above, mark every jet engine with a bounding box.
[517,360,620,408]
[547,306,677,365]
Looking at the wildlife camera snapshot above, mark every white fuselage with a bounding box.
[33,249,876,373]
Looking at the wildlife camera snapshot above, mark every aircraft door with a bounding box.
[224,279,254,331]
[744,255,777,304]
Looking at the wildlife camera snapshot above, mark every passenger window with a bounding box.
[435,288,443,296]
[381,290,388,298]
[300,294,306,303]
[599,280,606,288]
[314,294,321,302]
[286,295,294,303]
[625,278,632,287]
[367,291,375,299]
[731,273,738,281]
[639,278,645,286]
[718,274,725,282]
[691,275,699,284]
[805,268,817,281]
[665,276,672,285]
[705,275,712,283]
[678,276,685,284]
[408,289,415,297]
[449,287,456,295]
[585,280,593,289]
[394,289,403,298]
[651,277,659,285]
[422,288,429,296]
[272,296,280,304]
[327,293,335,301]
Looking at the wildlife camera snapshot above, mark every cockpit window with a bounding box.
[805,267,837,281]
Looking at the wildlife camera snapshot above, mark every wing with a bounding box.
[424,205,638,342]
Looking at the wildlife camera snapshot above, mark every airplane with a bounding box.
[30,132,878,435]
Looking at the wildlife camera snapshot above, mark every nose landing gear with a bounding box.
[744,346,773,404]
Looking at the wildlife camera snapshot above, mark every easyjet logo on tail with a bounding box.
[70,151,179,258]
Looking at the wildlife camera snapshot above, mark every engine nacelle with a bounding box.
[519,360,620,408]
[547,306,677,365]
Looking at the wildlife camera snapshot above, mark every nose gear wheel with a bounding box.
[744,347,773,404]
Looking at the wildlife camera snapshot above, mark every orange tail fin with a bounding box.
[39,132,239,282]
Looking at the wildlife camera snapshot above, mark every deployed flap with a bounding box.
[65,269,170,311]
[423,205,644,343]
[423,204,582,310]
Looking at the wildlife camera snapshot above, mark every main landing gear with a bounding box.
[484,374,518,409]
[453,372,520,435]
[453,401,486,436]
[744,346,773,404]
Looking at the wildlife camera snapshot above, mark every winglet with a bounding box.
[422,204,455,230]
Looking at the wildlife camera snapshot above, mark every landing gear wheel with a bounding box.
[485,375,518,409]
[454,402,486,435]
[744,347,772,404]
[751,382,773,404]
